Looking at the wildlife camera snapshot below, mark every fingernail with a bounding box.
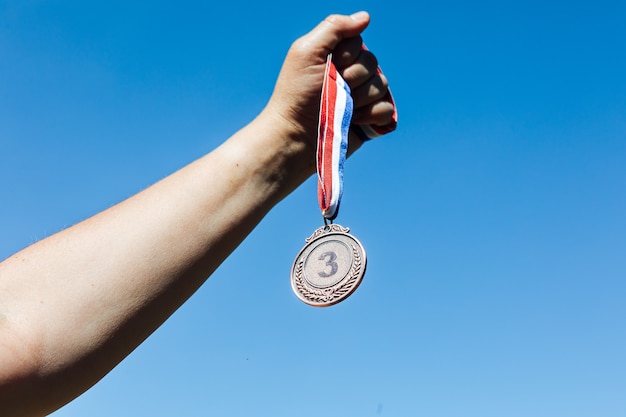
[350,11,369,21]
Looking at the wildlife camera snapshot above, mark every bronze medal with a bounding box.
[291,224,366,307]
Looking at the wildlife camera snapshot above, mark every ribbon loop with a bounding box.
[316,49,398,220]
[317,54,352,220]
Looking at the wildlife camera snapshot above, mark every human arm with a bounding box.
[0,12,395,417]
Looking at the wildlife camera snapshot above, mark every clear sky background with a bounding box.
[1,1,625,416]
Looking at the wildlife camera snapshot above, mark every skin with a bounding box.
[0,12,395,417]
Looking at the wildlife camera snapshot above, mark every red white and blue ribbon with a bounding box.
[317,49,398,220]
[317,54,352,220]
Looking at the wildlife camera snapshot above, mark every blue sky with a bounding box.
[1,1,626,416]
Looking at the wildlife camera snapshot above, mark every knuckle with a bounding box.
[362,50,379,70]
[377,73,389,90]
[289,37,312,59]
[375,103,396,124]
[324,14,343,26]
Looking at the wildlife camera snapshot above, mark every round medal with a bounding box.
[291,224,366,307]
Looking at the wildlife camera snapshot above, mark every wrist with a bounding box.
[221,109,316,206]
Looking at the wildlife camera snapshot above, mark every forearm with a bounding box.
[0,110,314,416]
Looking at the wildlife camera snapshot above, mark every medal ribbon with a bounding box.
[317,48,398,220]
[317,54,352,220]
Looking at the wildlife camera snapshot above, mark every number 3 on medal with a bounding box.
[318,251,338,277]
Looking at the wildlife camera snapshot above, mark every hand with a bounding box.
[265,12,396,151]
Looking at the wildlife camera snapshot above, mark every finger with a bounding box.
[351,72,389,109]
[352,98,396,126]
[332,36,364,69]
[339,49,379,89]
[295,12,370,59]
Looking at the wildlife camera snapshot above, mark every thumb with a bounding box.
[303,12,371,56]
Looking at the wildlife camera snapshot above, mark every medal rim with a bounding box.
[290,225,367,307]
